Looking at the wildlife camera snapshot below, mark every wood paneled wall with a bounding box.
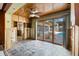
[74,3,79,56]
[0,10,5,46]
[75,4,79,26]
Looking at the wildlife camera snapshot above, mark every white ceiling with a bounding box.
[0,3,3,10]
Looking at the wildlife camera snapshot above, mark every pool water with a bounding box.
[56,32,65,38]
[54,32,66,44]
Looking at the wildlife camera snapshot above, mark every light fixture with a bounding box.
[29,14,40,18]
[30,9,39,14]
[29,9,40,18]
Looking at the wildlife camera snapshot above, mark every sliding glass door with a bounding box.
[53,18,66,45]
[37,22,44,41]
[37,20,53,42]
[37,15,70,47]
[43,22,53,42]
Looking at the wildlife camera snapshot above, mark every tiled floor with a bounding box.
[5,40,71,56]
[0,45,5,56]
[0,51,5,56]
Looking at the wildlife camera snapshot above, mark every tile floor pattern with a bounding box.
[0,45,4,56]
[0,51,5,56]
[5,40,71,56]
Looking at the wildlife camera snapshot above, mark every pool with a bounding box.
[54,32,65,44]
[57,32,65,37]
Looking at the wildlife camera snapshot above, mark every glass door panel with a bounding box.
[44,20,53,42]
[54,18,66,45]
[37,22,44,41]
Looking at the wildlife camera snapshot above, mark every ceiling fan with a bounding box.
[29,8,40,18]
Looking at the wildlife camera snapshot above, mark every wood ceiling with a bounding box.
[13,3,34,18]
[13,3,70,18]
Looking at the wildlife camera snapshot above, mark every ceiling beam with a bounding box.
[2,3,7,10]
[2,3,12,12]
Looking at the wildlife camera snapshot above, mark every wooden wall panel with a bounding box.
[75,4,79,26]
[0,11,5,46]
